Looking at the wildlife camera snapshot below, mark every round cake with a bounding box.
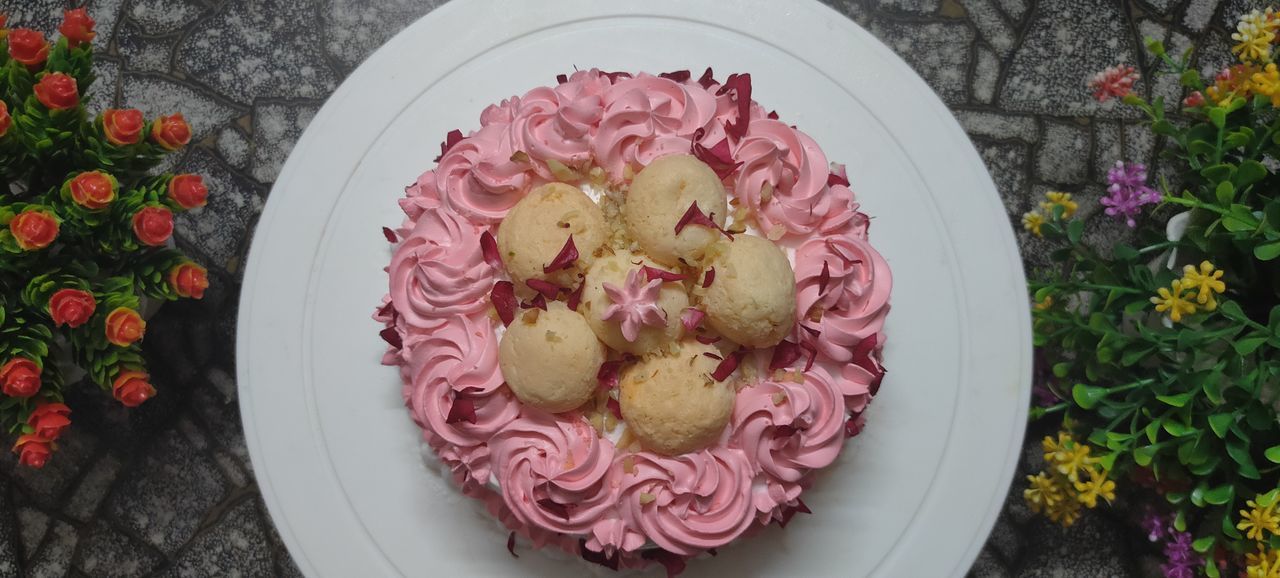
[376,68,892,574]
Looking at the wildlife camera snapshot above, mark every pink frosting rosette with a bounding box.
[732,120,834,236]
[730,368,847,517]
[480,96,521,127]
[618,448,756,556]
[510,86,601,172]
[793,234,892,363]
[405,313,503,395]
[593,74,717,179]
[406,335,519,452]
[436,123,531,223]
[837,361,877,414]
[398,170,443,223]
[388,205,496,329]
[489,411,619,536]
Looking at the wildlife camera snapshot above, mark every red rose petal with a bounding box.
[566,281,584,312]
[480,231,502,269]
[695,334,721,345]
[491,281,517,326]
[716,73,752,140]
[445,396,477,425]
[521,294,548,311]
[607,397,622,420]
[768,340,802,371]
[828,170,851,188]
[376,301,395,319]
[602,71,632,83]
[697,67,717,89]
[507,532,519,558]
[381,227,398,243]
[659,70,691,83]
[711,349,744,381]
[817,260,831,296]
[379,326,402,349]
[674,201,732,239]
[799,324,820,338]
[580,540,621,571]
[556,73,568,85]
[767,110,779,120]
[643,266,687,283]
[702,267,716,288]
[690,127,743,180]
[536,498,574,521]
[798,341,817,372]
[703,352,723,361]
[845,415,864,438]
[642,549,688,578]
[850,334,881,376]
[680,308,705,333]
[543,235,579,273]
[434,129,464,162]
[708,548,718,557]
[774,424,799,437]
[777,499,812,528]
[597,360,623,391]
[525,278,561,300]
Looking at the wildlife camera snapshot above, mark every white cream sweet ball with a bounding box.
[580,249,688,355]
[696,234,797,348]
[498,302,606,413]
[618,339,735,455]
[497,182,607,286]
[624,154,729,267]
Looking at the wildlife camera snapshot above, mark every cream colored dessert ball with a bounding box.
[498,302,606,413]
[619,340,735,455]
[697,234,796,348]
[497,182,607,286]
[624,154,729,267]
[580,250,689,355]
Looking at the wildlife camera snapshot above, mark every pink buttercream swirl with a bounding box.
[593,74,717,179]
[398,170,443,223]
[388,205,496,329]
[793,234,892,363]
[405,313,503,396]
[489,411,619,535]
[731,368,847,519]
[733,120,833,236]
[508,73,607,174]
[406,323,519,452]
[618,448,756,556]
[436,123,530,223]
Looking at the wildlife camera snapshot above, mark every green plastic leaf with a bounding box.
[1162,420,1197,437]
[1256,240,1280,261]
[1219,300,1247,321]
[1067,218,1084,244]
[1215,180,1235,205]
[1072,384,1108,409]
[1227,438,1261,479]
[1157,391,1196,407]
[1179,68,1200,87]
[1205,484,1234,505]
[1200,163,1233,182]
[1205,558,1221,578]
[1235,159,1268,187]
[1266,445,1280,464]
[1208,107,1227,128]
[1134,444,1158,466]
[1208,414,1234,438]
[1235,334,1270,355]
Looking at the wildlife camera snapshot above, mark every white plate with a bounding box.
[237,1,1032,576]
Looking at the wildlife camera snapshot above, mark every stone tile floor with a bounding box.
[0,0,1266,575]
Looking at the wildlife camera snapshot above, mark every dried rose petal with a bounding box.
[602,71,633,83]
[798,341,817,372]
[697,67,716,89]
[711,349,744,381]
[774,424,799,437]
[680,308,705,333]
[556,73,568,85]
[766,110,779,120]
[525,278,561,300]
[695,334,721,345]
[716,73,752,140]
[818,261,831,295]
[845,416,865,438]
[491,281,517,326]
[376,301,395,319]
[480,231,502,269]
[445,396,477,425]
[543,235,579,273]
[659,70,692,83]
[691,127,743,180]
[799,324,820,338]
[379,326,402,349]
[597,360,623,390]
[703,352,723,361]
[381,227,398,243]
[434,129,464,162]
[507,532,519,558]
[642,266,687,283]
[566,281,584,311]
[607,397,623,420]
[536,498,574,521]
[674,201,731,239]
[850,334,882,376]
[828,168,850,188]
[521,294,548,311]
[768,340,802,371]
[777,499,812,528]
[702,267,716,288]
[642,549,688,578]
[580,540,621,571]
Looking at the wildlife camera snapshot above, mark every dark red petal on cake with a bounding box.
[768,340,802,371]
[379,326,402,349]
[798,341,817,372]
[850,334,882,376]
[536,499,574,521]
[869,370,885,397]
[716,73,753,140]
[566,281,585,311]
[642,549,688,578]
[828,170,851,188]
[607,397,623,420]
[697,67,717,89]
[525,278,561,300]
[520,294,548,311]
[597,360,623,391]
[480,231,502,269]
[774,424,798,437]
[703,352,723,361]
[707,548,718,557]
[580,540,621,570]
[659,70,692,83]
[710,350,744,381]
[381,227,398,243]
[445,396,477,425]
[491,281,517,326]
[799,324,821,338]
[434,129,464,162]
[680,308,705,333]
[702,267,715,288]
[376,301,395,319]
[845,415,865,438]
[543,235,579,273]
[556,73,568,85]
[777,499,812,528]
[690,128,743,180]
[695,334,721,345]
[674,201,731,239]
[642,266,686,283]
[506,532,519,558]
[766,110,779,120]
[817,261,831,296]
[602,71,633,83]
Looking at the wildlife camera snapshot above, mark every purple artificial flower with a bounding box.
[1102,161,1162,228]
[1160,531,1200,578]
[1140,509,1170,542]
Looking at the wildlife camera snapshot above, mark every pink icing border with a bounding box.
[377,68,892,572]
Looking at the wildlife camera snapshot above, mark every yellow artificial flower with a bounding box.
[1033,295,1054,311]
[1045,494,1083,527]
[1253,63,1280,106]
[1024,471,1062,513]
[1240,499,1280,541]
[1235,10,1277,63]
[1181,261,1227,310]
[1247,546,1280,578]
[1022,211,1045,237]
[1073,468,1116,508]
[1151,280,1198,323]
[1042,432,1072,464]
[1054,443,1094,483]
[1040,191,1078,218]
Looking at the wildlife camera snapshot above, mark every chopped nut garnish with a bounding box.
[622,455,636,474]
[772,392,788,405]
[639,493,656,505]
[545,330,562,342]
[807,305,824,322]
[622,165,635,181]
[510,151,530,163]
[767,224,786,241]
[547,159,581,182]
[789,371,805,384]
[564,455,576,470]
[761,182,774,203]
[589,412,605,435]
[604,412,617,431]
[522,309,540,324]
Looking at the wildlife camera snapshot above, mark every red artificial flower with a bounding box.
[12,434,52,468]
[167,174,208,209]
[0,358,41,398]
[27,403,71,441]
[58,8,96,48]
[48,288,96,328]
[168,261,209,299]
[0,100,10,137]
[1087,64,1138,103]
[150,113,192,150]
[104,307,146,347]
[112,370,156,407]
[7,28,49,68]
[34,73,79,110]
[131,205,174,246]
[68,171,116,210]
[102,108,145,146]
[9,209,59,250]
[1183,91,1205,108]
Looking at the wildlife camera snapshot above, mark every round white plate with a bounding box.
[237,1,1032,576]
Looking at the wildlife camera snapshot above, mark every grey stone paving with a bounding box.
[0,0,1267,575]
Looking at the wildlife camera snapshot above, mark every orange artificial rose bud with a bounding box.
[58,8,96,48]
[131,206,173,247]
[112,370,156,408]
[167,174,208,209]
[7,28,49,68]
[104,307,146,347]
[169,261,210,299]
[9,209,59,250]
[0,358,41,398]
[33,73,79,111]
[12,434,52,468]
[150,113,191,150]
[102,108,144,146]
[0,100,10,138]
[48,288,96,328]
[68,171,117,210]
[27,403,71,441]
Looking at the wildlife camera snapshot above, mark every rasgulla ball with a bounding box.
[497,182,606,286]
[624,154,729,267]
[581,250,688,356]
[619,340,735,455]
[498,302,606,413]
[697,234,796,348]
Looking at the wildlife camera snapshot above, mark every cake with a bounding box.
[377,68,892,574]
